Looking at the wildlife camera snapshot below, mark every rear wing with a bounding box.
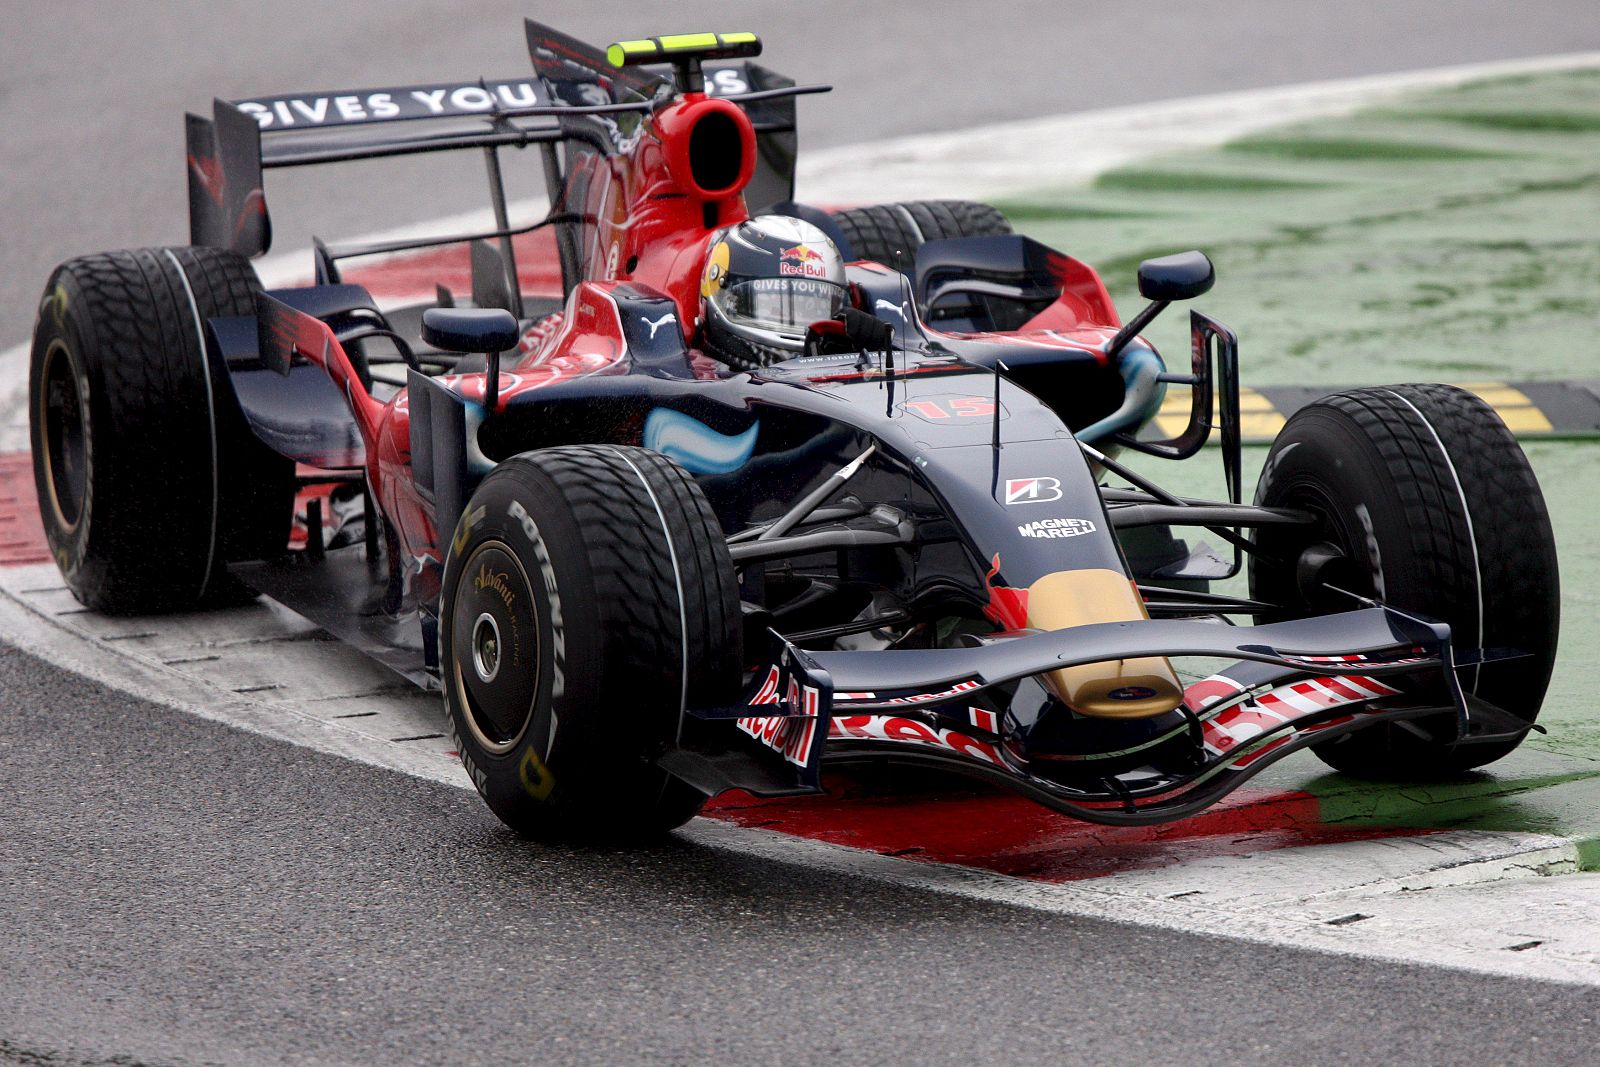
[185,18,811,295]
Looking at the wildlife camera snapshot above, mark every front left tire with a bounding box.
[441,445,742,841]
[1250,384,1559,777]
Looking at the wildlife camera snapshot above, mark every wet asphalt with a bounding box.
[4,645,1600,1066]
[5,2,1600,1063]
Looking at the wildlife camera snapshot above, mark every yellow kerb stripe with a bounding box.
[1459,382,1554,433]
[1155,387,1285,440]
[1155,382,1556,439]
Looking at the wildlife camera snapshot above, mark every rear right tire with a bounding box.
[829,199,1012,274]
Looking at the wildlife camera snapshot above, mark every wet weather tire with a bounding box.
[441,445,742,841]
[829,200,1012,274]
[1251,384,1559,777]
[29,246,294,613]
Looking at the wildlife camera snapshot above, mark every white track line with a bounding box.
[2,578,1593,985]
[7,53,1600,985]
[1,575,1594,985]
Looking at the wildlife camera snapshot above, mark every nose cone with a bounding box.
[1025,569,1185,719]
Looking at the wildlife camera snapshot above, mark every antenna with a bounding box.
[992,359,1007,452]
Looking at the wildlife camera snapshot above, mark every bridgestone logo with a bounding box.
[1004,476,1062,505]
[1017,518,1097,539]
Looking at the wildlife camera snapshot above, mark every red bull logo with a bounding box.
[779,243,829,278]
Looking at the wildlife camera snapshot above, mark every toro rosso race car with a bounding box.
[30,22,1560,840]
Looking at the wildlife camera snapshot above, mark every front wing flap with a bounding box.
[794,607,1454,701]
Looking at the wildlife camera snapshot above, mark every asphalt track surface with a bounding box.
[6,4,1600,1064]
[7,646,1600,1067]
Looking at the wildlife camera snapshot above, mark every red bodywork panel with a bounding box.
[1021,251,1121,331]
[561,92,756,329]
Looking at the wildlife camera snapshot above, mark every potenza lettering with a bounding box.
[234,81,544,128]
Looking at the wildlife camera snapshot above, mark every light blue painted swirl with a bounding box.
[643,408,759,475]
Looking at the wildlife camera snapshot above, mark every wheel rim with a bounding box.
[471,612,503,683]
[1259,481,1374,617]
[39,340,89,531]
[451,541,540,755]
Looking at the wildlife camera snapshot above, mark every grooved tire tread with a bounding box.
[1251,384,1558,776]
[532,445,742,704]
[442,445,741,841]
[29,246,293,613]
[830,199,1012,273]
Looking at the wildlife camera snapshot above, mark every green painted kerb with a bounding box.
[1000,67,1600,387]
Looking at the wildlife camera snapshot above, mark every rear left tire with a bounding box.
[29,246,295,613]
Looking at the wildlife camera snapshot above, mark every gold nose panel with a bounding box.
[1025,569,1184,719]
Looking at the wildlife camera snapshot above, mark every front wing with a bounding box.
[663,607,1529,825]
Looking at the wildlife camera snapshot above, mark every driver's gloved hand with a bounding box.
[838,307,894,351]
[803,307,895,357]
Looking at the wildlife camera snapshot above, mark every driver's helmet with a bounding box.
[700,215,848,369]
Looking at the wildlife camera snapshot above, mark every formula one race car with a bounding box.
[30,21,1560,840]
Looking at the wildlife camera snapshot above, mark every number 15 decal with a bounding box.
[901,396,997,421]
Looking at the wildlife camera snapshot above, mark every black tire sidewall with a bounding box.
[442,462,598,830]
[440,454,710,839]
[29,285,100,594]
[1253,406,1476,630]
[1251,387,1557,775]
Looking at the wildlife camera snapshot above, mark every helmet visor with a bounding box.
[713,277,847,335]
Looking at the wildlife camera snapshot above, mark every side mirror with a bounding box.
[421,308,519,411]
[1136,251,1214,302]
[1105,250,1216,360]
[420,307,520,354]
